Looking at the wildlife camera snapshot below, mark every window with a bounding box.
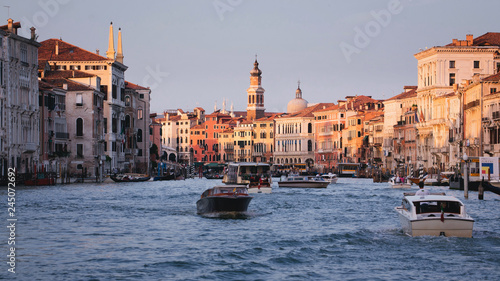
[449,60,455,68]
[20,43,28,63]
[112,141,117,152]
[125,115,131,128]
[0,61,3,85]
[103,118,107,133]
[138,109,143,120]
[112,118,117,133]
[112,84,117,99]
[76,118,83,136]
[100,85,108,100]
[76,94,83,106]
[449,73,456,86]
[491,88,497,94]
[77,144,83,158]
[104,141,107,152]
[125,95,131,106]
[137,129,143,142]
[120,88,125,102]
[474,61,480,69]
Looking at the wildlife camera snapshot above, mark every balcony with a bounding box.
[24,142,37,153]
[440,146,449,154]
[55,132,69,139]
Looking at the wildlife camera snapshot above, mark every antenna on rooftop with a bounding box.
[4,6,10,18]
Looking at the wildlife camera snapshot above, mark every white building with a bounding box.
[0,19,41,177]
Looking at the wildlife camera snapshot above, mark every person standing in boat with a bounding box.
[415,181,430,196]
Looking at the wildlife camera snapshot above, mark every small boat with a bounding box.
[408,177,425,185]
[196,185,253,214]
[110,173,150,182]
[278,175,329,188]
[222,162,272,193]
[389,177,412,188]
[205,173,224,180]
[395,192,474,237]
[321,173,338,184]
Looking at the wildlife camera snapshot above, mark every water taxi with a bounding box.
[389,176,412,188]
[278,175,329,188]
[395,192,474,237]
[321,173,338,184]
[196,185,253,214]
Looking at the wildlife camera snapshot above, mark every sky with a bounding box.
[5,0,500,114]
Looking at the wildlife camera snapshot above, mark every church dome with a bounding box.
[287,83,308,113]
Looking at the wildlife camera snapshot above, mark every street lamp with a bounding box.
[463,152,469,199]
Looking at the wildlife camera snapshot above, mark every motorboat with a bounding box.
[321,173,338,184]
[222,162,272,194]
[196,185,253,214]
[389,176,412,188]
[395,192,474,237]
[278,175,329,188]
[110,173,150,182]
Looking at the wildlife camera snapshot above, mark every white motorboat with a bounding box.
[321,173,338,184]
[278,175,329,188]
[389,176,412,188]
[395,192,474,237]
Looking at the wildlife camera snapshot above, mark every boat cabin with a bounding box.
[224,163,271,186]
[201,186,249,198]
[401,194,466,218]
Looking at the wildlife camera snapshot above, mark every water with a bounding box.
[2,178,500,280]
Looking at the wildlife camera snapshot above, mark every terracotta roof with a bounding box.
[254,113,285,121]
[206,111,232,118]
[39,38,111,63]
[0,21,21,31]
[338,95,382,110]
[125,81,149,90]
[192,124,205,130]
[42,78,96,92]
[384,87,418,102]
[39,80,60,91]
[314,104,340,113]
[281,103,335,118]
[364,111,384,120]
[446,33,500,47]
[483,72,500,82]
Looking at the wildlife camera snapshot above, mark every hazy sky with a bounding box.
[6,0,500,114]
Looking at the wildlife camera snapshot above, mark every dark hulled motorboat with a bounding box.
[196,185,253,214]
[110,173,150,182]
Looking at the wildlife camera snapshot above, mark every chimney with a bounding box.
[55,41,59,55]
[30,27,36,40]
[63,83,68,90]
[7,18,13,32]
[96,49,100,55]
[466,34,473,46]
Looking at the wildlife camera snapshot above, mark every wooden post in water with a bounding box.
[479,177,484,200]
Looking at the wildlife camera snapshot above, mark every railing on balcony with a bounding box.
[55,132,69,139]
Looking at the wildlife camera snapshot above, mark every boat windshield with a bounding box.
[413,200,462,214]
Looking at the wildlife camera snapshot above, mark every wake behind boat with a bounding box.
[395,192,474,237]
[278,174,329,188]
[196,185,253,214]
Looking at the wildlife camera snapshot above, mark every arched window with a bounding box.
[137,129,143,142]
[125,115,131,128]
[76,118,83,136]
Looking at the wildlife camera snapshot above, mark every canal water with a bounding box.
[2,178,500,280]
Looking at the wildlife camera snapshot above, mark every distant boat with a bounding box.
[222,162,272,194]
[110,173,150,182]
[395,192,474,237]
[389,177,412,188]
[278,175,329,188]
[196,185,253,214]
[321,173,338,184]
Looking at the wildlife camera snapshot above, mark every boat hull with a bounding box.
[196,196,253,214]
[396,208,474,238]
[110,175,150,182]
[389,182,412,188]
[278,181,329,188]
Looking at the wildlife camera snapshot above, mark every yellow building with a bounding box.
[234,120,254,162]
[253,114,282,163]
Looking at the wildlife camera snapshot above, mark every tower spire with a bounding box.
[106,22,115,60]
[116,27,124,63]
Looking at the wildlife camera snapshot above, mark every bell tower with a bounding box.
[246,58,265,120]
